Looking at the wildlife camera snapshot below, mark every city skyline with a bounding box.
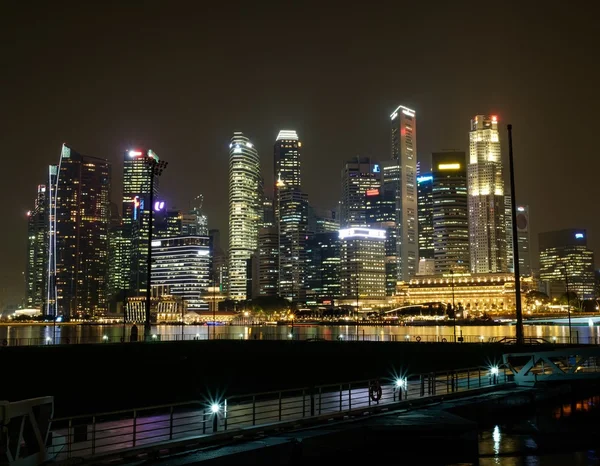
[3,2,598,305]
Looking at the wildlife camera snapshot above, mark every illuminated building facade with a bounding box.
[209,229,227,293]
[468,115,507,273]
[432,151,469,274]
[151,235,211,311]
[126,295,186,323]
[309,206,340,234]
[122,149,160,296]
[306,232,341,304]
[505,199,532,276]
[417,174,434,260]
[155,208,182,238]
[25,184,48,310]
[274,130,308,302]
[340,157,381,228]
[339,228,386,304]
[389,105,418,281]
[539,229,595,300]
[258,227,279,297]
[47,144,111,318]
[228,132,261,300]
[107,202,125,310]
[401,273,527,313]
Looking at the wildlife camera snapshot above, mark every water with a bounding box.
[479,395,600,465]
[1,321,599,345]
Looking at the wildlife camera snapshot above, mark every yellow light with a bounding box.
[438,163,461,170]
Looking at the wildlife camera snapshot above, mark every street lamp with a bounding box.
[144,155,168,341]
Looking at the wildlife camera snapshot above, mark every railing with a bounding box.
[2,330,598,347]
[48,365,510,461]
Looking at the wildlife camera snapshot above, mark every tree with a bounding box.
[560,291,581,311]
[525,290,550,304]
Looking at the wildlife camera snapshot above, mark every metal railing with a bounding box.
[2,330,597,347]
[48,365,510,461]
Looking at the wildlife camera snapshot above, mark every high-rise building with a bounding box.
[257,227,279,297]
[274,130,308,303]
[306,232,341,304]
[308,207,340,234]
[25,184,48,310]
[417,174,434,260]
[152,236,211,311]
[155,208,182,238]
[263,196,275,228]
[539,229,594,300]
[47,144,111,318]
[468,115,507,273]
[209,229,227,293]
[340,157,381,228]
[228,132,261,300]
[182,194,209,236]
[122,149,160,296]
[389,105,418,281]
[107,202,125,311]
[432,152,469,274]
[505,198,532,276]
[339,228,386,305]
[365,185,397,296]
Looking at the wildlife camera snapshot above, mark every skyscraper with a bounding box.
[539,229,594,300]
[340,157,380,228]
[468,115,507,273]
[47,144,111,318]
[274,130,308,303]
[417,174,434,260]
[432,152,469,274]
[107,202,125,311]
[306,232,341,304]
[122,149,160,296]
[228,132,261,300]
[505,199,532,276]
[257,227,279,297]
[209,229,227,293]
[308,206,340,234]
[25,185,48,310]
[390,105,418,281]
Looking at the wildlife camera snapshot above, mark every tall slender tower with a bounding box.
[47,144,111,319]
[389,105,418,280]
[340,157,380,228]
[228,132,261,300]
[274,130,308,302]
[468,115,507,273]
[25,185,48,310]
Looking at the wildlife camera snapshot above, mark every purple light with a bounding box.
[154,201,165,211]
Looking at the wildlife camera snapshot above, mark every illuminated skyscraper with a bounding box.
[107,202,125,311]
[432,152,469,274]
[308,206,340,234]
[468,115,507,273]
[417,174,434,260]
[122,149,160,295]
[306,232,341,303]
[274,130,308,302]
[340,157,381,228]
[539,229,594,300]
[25,185,48,310]
[228,132,261,300]
[47,144,111,318]
[390,105,418,280]
[257,227,279,297]
[505,198,532,276]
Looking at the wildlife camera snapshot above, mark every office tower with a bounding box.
[257,227,279,297]
[432,152,469,274]
[263,196,275,228]
[122,149,160,295]
[306,232,341,303]
[365,185,397,295]
[182,194,208,236]
[107,202,125,310]
[505,198,532,276]
[339,228,386,304]
[228,132,261,300]
[468,115,507,273]
[25,185,48,310]
[340,157,381,228]
[155,208,183,238]
[417,174,434,260]
[308,206,340,234]
[152,236,211,311]
[389,105,418,281]
[47,144,111,318]
[539,229,594,300]
[274,130,308,302]
[209,229,227,293]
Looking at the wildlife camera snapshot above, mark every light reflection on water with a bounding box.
[1,323,600,343]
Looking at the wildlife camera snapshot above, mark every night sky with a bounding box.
[1,2,597,305]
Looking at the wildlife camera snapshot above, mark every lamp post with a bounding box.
[507,124,524,345]
[143,155,168,341]
[451,269,456,343]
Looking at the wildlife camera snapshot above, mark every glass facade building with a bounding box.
[340,157,380,228]
[306,232,341,304]
[417,174,434,260]
[25,184,48,310]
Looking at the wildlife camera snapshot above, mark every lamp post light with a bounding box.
[143,155,168,341]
